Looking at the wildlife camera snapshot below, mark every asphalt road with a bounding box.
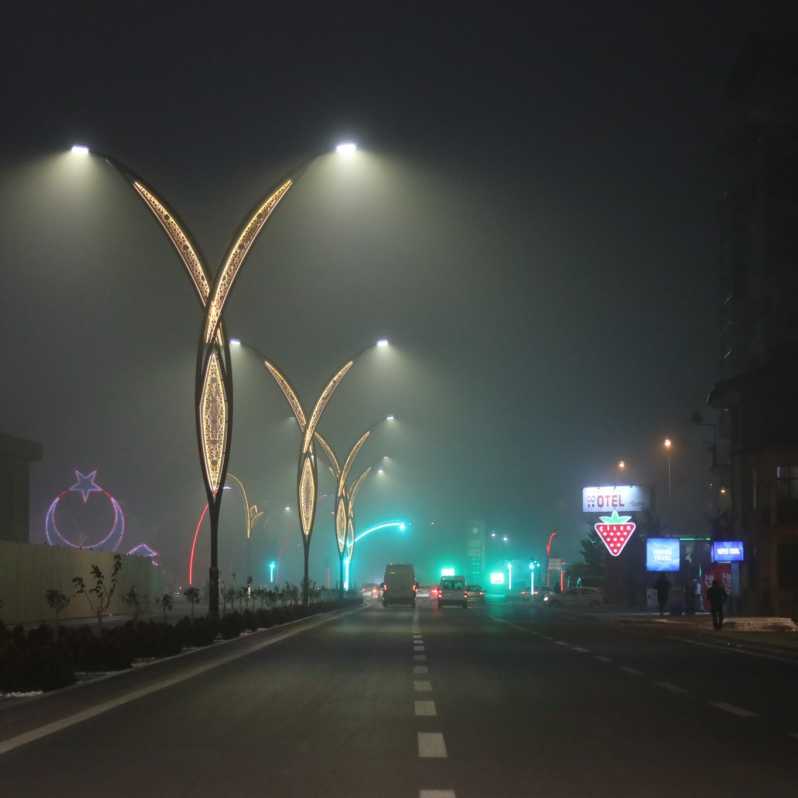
[2,600,797,797]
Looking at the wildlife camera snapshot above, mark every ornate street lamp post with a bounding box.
[263,360,352,605]
[94,153,292,617]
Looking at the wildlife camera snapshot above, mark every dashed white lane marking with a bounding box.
[0,608,358,755]
[655,681,688,695]
[571,646,589,653]
[414,665,429,675]
[418,732,448,758]
[414,700,437,717]
[414,680,433,692]
[414,647,426,653]
[620,666,643,676]
[594,655,612,664]
[710,701,759,718]
[419,791,456,798]
[554,641,568,646]
[414,654,428,662]
[670,636,798,666]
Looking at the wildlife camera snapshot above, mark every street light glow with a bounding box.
[70,145,89,155]
[284,505,291,512]
[336,142,357,155]
[386,415,395,421]
[377,468,385,475]
[229,338,241,345]
[618,459,626,470]
[664,438,672,449]
[376,338,389,348]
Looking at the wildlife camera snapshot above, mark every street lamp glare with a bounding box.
[284,506,291,512]
[70,145,89,155]
[618,459,626,470]
[664,438,672,450]
[229,338,241,346]
[386,415,395,421]
[336,142,357,155]
[377,468,385,475]
[376,338,389,348]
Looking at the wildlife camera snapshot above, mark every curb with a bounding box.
[0,603,363,711]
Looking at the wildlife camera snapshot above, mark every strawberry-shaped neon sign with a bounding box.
[594,510,636,557]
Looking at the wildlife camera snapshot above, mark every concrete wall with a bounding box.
[0,541,162,625]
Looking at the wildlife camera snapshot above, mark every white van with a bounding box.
[383,564,416,607]
[438,575,467,609]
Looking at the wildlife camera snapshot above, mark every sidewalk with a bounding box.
[606,609,798,657]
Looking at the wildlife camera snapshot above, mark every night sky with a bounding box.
[1,2,791,585]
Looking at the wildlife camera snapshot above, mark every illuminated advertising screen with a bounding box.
[489,571,505,585]
[711,540,744,563]
[646,538,680,572]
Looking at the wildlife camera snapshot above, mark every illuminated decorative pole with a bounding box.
[343,465,374,590]
[96,152,292,617]
[263,360,353,605]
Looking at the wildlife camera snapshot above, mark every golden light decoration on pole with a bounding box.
[344,465,373,590]
[96,153,292,618]
[263,359,353,605]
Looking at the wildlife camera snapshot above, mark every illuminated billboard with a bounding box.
[646,538,680,572]
[582,485,651,514]
[489,571,505,585]
[711,540,744,563]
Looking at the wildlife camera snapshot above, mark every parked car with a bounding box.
[465,584,485,603]
[542,586,604,609]
[438,576,467,609]
[383,563,416,607]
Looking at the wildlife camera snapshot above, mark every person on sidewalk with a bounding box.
[654,574,671,616]
[707,578,728,630]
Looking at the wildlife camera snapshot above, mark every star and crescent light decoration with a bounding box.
[46,468,155,559]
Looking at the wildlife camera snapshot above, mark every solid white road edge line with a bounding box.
[0,609,357,755]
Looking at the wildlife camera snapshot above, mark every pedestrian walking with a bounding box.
[707,578,728,630]
[654,574,671,617]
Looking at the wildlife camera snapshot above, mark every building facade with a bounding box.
[0,433,43,543]
[709,36,798,617]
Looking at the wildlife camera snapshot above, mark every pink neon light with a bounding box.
[188,503,210,586]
